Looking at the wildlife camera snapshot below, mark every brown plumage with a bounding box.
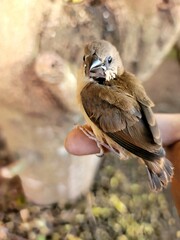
[77,39,174,191]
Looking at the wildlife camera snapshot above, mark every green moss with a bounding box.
[66,234,82,240]
[92,207,112,218]
[110,195,127,214]
[95,228,111,240]
[75,214,85,223]
[110,176,119,189]
[37,235,46,240]
[116,235,128,240]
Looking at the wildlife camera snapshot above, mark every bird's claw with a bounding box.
[96,142,104,157]
[78,125,105,157]
[78,125,121,158]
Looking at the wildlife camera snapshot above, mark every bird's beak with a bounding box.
[88,55,106,79]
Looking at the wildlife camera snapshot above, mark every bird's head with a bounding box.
[83,40,124,84]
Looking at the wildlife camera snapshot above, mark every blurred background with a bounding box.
[0,0,180,239]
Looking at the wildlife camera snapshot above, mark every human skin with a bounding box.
[65,113,180,214]
[65,114,180,155]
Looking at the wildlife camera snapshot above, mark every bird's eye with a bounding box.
[83,55,85,62]
[108,56,112,64]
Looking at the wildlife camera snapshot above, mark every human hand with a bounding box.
[65,113,180,215]
[65,114,180,155]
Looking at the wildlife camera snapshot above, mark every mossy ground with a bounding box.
[0,154,179,240]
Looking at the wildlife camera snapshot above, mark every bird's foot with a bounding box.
[78,125,120,157]
[78,125,105,157]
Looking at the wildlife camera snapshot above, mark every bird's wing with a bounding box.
[117,71,162,146]
[81,82,165,160]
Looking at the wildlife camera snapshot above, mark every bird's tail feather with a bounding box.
[144,158,174,191]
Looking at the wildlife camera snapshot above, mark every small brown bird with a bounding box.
[77,39,174,191]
